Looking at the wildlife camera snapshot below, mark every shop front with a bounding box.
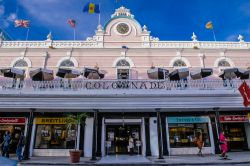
[103,119,144,156]
[32,117,78,156]
[219,115,248,151]
[0,117,27,154]
[166,116,214,155]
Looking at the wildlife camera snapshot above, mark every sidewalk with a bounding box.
[18,152,250,165]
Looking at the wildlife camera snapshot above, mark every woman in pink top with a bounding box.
[219,131,228,158]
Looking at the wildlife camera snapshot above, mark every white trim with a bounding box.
[112,57,134,67]
[56,57,78,68]
[104,119,142,124]
[169,57,191,67]
[10,57,32,67]
[214,57,235,68]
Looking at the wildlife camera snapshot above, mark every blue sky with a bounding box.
[0,0,250,41]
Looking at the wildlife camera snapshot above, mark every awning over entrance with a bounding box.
[169,68,189,81]
[0,67,25,79]
[147,67,169,79]
[29,68,54,81]
[190,68,213,80]
[56,68,81,79]
[83,67,104,79]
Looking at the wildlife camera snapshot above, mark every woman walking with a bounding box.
[195,132,204,157]
[219,131,228,159]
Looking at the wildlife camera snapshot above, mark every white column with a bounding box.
[149,117,159,157]
[29,119,36,157]
[141,118,146,156]
[84,117,94,157]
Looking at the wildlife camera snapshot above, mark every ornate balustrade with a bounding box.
[1,40,249,49]
[0,79,247,93]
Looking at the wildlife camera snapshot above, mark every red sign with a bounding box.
[0,118,26,124]
[220,115,248,123]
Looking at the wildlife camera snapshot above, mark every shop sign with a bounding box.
[219,115,248,123]
[35,118,69,124]
[167,117,209,124]
[0,118,26,124]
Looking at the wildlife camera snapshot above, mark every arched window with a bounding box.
[173,60,186,67]
[13,59,28,68]
[116,59,130,79]
[116,59,130,67]
[59,59,74,68]
[218,60,231,67]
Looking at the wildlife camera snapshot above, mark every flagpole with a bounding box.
[212,28,217,41]
[98,3,101,25]
[74,28,76,41]
[26,28,30,41]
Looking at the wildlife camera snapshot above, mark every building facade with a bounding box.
[0,7,250,158]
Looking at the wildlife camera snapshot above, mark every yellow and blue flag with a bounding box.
[83,2,100,14]
[205,21,213,29]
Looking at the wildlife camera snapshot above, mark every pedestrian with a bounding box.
[219,131,228,159]
[128,135,134,155]
[1,131,12,158]
[16,131,25,162]
[195,132,204,157]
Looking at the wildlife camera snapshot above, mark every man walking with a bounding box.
[16,131,25,162]
[2,131,11,158]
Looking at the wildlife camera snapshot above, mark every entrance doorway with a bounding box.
[106,125,141,155]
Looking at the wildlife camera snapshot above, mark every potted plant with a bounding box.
[66,112,87,163]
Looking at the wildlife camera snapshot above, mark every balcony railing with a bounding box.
[0,79,248,93]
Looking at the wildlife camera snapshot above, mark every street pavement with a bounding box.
[12,152,250,165]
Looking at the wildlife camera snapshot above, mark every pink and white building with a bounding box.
[0,7,250,158]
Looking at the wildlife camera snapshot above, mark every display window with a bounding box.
[0,125,25,153]
[167,116,211,148]
[35,124,76,149]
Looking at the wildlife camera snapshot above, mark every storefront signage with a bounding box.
[167,117,209,124]
[219,115,248,123]
[0,118,26,124]
[35,118,69,124]
[82,81,168,90]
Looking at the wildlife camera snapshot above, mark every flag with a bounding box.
[205,21,213,29]
[83,2,100,14]
[238,81,250,107]
[67,19,76,28]
[14,20,30,28]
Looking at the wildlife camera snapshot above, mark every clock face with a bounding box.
[116,23,129,34]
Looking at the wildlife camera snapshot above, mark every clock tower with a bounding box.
[98,6,158,48]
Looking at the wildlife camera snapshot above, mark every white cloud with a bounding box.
[18,0,116,40]
[0,5,4,16]
[7,13,17,21]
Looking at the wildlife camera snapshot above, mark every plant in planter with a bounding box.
[66,112,87,163]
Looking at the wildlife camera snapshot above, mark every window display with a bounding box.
[35,124,76,149]
[169,123,211,148]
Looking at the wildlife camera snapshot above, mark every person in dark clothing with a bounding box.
[16,131,25,162]
[1,131,11,158]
